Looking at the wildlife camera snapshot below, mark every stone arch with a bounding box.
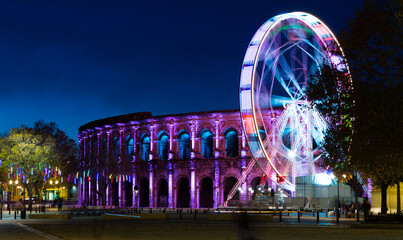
[199,129,213,158]
[157,131,169,160]
[224,128,239,157]
[139,177,149,207]
[199,176,213,208]
[125,135,134,162]
[196,124,214,137]
[223,176,239,201]
[140,133,151,161]
[100,135,108,162]
[111,136,120,162]
[221,124,242,137]
[91,136,98,161]
[156,177,168,207]
[174,123,191,138]
[249,176,262,200]
[177,130,190,160]
[176,176,190,208]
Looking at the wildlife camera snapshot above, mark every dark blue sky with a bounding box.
[0,0,362,140]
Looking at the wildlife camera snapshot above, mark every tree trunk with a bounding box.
[381,183,388,214]
[26,183,33,210]
[397,182,401,215]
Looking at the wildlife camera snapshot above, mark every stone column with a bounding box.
[190,160,196,208]
[168,161,173,208]
[214,119,220,158]
[214,160,220,208]
[149,164,154,208]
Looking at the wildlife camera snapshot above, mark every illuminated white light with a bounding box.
[315,173,333,185]
[288,151,296,158]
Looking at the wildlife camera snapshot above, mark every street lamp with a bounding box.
[55,180,59,199]
[50,180,54,201]
[134,185,139,207]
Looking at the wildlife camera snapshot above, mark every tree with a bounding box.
[33,120,78,201]
[308,0,403,214]
[340,0,403,214]
[0,127,56,210]
[0,121,78,209]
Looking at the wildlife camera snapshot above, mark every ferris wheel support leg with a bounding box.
[224,159,255,207]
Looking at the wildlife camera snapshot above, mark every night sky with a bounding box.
[0,0,362,140]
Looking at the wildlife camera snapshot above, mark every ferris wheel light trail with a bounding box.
[239,12,351,192]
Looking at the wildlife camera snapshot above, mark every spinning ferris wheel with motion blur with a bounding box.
[224,12,352,206]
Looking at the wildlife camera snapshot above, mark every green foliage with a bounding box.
[0,127,56,182]
[308,0,402,214]
[339,0,403,188]
[307,58,355,181]
[0,121,78,206]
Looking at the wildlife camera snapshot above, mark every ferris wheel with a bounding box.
[239,12,350,192]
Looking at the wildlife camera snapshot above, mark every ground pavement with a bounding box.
[0,211,402,240]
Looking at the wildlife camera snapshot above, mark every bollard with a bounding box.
[195,210,197,220]
[279,210,282,222]
[313,211,315,217]
[14,211,17,219]
[297,210,300,223]
[357,210,359,222]
[336,210,340,224]
[317,211,320,223]
[179,209,182,219]
[150,208,152,213]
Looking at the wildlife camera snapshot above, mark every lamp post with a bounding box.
[50,180,54,201]
[337,178,340,224]
[134,185,139,207]
[56,180,59,199]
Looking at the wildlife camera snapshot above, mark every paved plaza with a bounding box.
[0,210,402,240]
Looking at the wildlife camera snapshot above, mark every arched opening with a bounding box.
[223,177,239,202]
[200,130,213,158]
[101,137,107,161]
[176,177,190,208]
[126,135,134,162]
[250,177,262,200]
[112,179,119,206]
[139,178,149,207]
[178,131,190,159]
[225,130,239,157]
[85,140,90,161]
[140,134,150,161]
[125,180,133,206]
[199,177,213,208]
[91,139,98,160]
[157,179,168,207]
[112,137,120,162]
[158,132,169,160]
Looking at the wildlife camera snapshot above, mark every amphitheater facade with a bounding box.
[77,109,281,208]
